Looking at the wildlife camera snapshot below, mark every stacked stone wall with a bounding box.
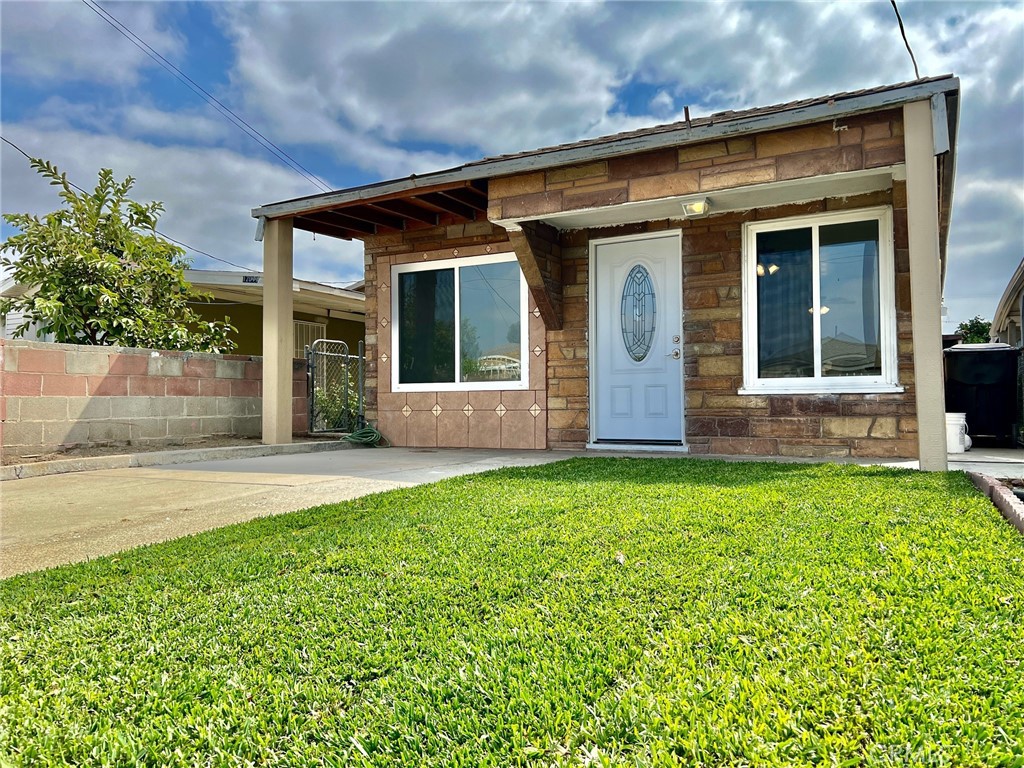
[362,222,548,449]
[487,110,905,220]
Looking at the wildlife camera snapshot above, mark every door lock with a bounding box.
[672,335,680,343]
[669,349,681,359]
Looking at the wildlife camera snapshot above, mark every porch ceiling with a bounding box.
[497,167,899,232]
[290,179,489,241]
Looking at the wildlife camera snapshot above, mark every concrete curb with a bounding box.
[968,472,1024,535]
[1,440,354,482]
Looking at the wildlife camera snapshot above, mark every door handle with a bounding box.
[668,349,681,359]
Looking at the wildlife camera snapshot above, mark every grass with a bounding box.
[1,458,1022,766]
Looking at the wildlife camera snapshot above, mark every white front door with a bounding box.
[591,231,683,443]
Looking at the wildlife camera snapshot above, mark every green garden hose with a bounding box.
[342,424,390,447]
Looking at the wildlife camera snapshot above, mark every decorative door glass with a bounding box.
[620,264,656,362]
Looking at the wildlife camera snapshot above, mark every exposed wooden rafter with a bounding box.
[369,199,440,226]
[295,215,357,241]
[418,191,477,221]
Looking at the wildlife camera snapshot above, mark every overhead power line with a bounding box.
[1,134,253,272]
[890,0,921,80]
[79,0,333,194]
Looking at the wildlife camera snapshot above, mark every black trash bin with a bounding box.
[943,343,1022,446]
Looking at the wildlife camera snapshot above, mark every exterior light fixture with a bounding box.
[681,198,710,218]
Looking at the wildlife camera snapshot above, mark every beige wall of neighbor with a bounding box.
[191,302,363,357]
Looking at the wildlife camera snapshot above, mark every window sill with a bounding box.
[738,383,905,396]
[393,381,530,393]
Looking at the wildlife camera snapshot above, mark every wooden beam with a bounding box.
[333,206,405,231]
[370,199,439,226]
[418,191,476,220]
[507,220,562,330]
[438,186,487,211]
[295,215,356,241]
[318,211,377,235]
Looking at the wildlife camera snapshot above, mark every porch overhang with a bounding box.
[491,166,901,232]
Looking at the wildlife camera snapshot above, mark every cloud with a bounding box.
[0,1,184,86]
[0,125,364,285]
[1,1,1021,328]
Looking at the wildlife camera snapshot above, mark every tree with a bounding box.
[955,315,991,344]
[0,157,236,352]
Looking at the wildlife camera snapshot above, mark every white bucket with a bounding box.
[945,412,971,453]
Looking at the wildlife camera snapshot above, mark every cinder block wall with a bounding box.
[0,340,308,459]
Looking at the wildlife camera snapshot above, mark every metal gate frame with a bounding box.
[307,339,365,434]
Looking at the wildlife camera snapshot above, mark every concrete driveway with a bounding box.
[0,448,570,579]
[4,444,1022,579]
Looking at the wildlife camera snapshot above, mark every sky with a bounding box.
[1,0,1021,330]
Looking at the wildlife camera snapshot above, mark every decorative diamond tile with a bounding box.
[532,308,541,318]
[463,404,474,416]
[380,352,389,363]
[495,403,507,417]
[529,403,541,417]
[379,282,388,291]
[380,317,389,328]
[401,404,412,417]
[533,346,543,357]
[431,404,442,417]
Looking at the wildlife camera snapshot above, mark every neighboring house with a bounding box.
[0,275,53,342]
[991,257,1024,346]
[253,76,960,470]
[0,270,365,358]
[184,269,365,357]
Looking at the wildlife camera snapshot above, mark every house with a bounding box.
[184,269,365,357]
[991,257,1024,346]
[253,76,960,471]
[0,270,366,358]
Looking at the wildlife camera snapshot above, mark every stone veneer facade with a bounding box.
[363,109,920,458]
[363,224,548,450]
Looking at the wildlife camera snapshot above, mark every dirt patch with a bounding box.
[3,435,330,465]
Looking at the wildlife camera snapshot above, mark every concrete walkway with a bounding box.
[3,444,1023,579]
[0,448,570,579]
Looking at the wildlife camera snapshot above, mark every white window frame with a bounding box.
[391,252,529,392]
[740,206,902,395]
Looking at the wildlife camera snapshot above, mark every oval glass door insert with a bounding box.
[620,264,656,362]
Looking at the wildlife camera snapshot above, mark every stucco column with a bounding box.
[903,100,947,471]
[262,217,294,445]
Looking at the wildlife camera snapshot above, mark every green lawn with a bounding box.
[2,459,1022,766]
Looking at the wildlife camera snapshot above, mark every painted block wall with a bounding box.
[0,340,308,460]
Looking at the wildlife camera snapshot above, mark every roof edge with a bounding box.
[992,257,1024,332]
[252,76,960,220]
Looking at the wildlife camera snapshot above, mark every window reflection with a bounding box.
[459,261,521,382]
[819,221,881,377]
[756,228,813,378]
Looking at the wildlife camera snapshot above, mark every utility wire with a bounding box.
[79,0,332,194]
[2,134,253,272]
[890,0,920,80]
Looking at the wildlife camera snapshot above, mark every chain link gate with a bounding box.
[307,339,364,434]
